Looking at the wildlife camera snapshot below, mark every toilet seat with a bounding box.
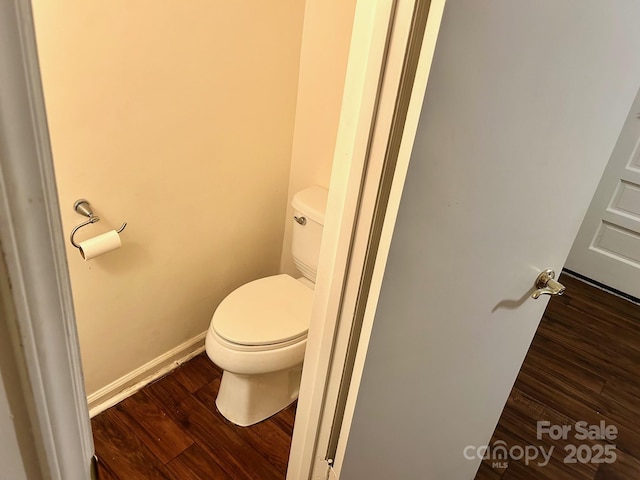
[210,328,305,352]
[212,274,313,348]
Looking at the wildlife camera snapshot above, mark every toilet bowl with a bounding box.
[205,186,328,426]
[205,274,312,426]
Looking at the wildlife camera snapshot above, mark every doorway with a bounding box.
[6,0,640,480]
[477,272,640,479]
[0,0,426,477]
[476,92,640,479]
[476,86,640,479]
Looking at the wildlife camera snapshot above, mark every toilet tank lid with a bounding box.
[292,186,329,225]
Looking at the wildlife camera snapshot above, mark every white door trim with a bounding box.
[286,2,400,477]
[288,1,446,478]
[0,1,93,478]
[565,87,640,299]
[330,0,446,474]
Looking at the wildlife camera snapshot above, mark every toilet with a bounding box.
[205,185,328,426]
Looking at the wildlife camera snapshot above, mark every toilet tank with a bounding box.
[291,186,329,283]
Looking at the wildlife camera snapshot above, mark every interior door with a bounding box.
[565,88,640,299]
[339,1,640,479]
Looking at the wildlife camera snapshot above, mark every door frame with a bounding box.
[287,0,447,478]
[0,1,94,479]
[0,0,442,479]
[564,86,640,299]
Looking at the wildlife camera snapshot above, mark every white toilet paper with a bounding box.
[78,230,121,260]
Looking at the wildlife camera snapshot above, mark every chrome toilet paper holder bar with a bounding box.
[70,199,127,249]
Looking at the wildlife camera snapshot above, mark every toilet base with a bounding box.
[216,366,302,427]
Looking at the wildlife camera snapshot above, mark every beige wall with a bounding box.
[32,1,305,396]
[280,0,358,275]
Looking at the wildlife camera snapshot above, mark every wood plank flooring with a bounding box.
[92,354,295,480]
[93,273,639,479]
[476,273,640,480]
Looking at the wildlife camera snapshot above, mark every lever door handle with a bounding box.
[532,269,566,299]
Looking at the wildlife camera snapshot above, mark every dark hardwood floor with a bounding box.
[93,274,639,479]
[476,273,640,480]
[92,354,295,480]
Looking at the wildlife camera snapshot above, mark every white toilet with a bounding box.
[205,185,328,426]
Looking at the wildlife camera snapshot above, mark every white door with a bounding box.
[338,1,640,479]
[565,89,640,299]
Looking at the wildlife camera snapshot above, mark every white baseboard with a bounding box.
[87,331,208,417]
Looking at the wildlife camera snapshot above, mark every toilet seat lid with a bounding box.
[212,274,313,346]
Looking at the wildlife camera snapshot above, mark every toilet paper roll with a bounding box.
[78,230,121,260]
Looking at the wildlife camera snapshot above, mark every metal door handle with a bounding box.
[532,269,566,299]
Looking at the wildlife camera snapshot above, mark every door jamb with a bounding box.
[0,1,94,478]
[330,1,447,474]
[286,1,400,477]
[287,0,447,478]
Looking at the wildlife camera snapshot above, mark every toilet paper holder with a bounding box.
[70,199,127,249]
